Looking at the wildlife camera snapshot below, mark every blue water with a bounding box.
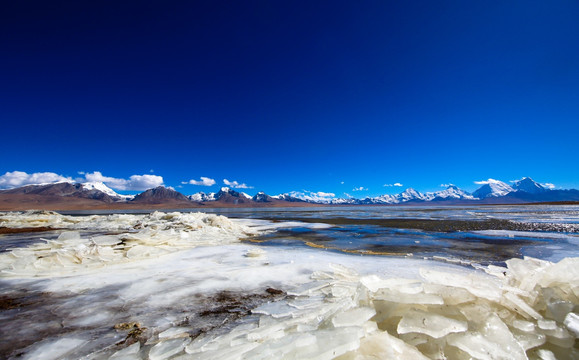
[24,205,579,265]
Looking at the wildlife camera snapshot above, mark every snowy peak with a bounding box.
[189,192,216,202]
[252,191,274,203]
[512,177,546,194]
[81,182,134,201]
[429,185,474,201]
[472,179,514,199]
[397,188,424,202]
[216,187,240,198]
[213,187,252,204]
[272,194,306,202]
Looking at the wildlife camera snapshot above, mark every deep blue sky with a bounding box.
[1,1,578,196]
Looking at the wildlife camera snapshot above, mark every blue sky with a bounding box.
[1,1,578,197]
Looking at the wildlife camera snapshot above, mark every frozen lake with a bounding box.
[0,206,578,359]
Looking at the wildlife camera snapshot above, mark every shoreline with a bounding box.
[0,198,577,212]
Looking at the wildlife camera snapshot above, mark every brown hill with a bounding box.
[131,186,191,204]
[0,182,117,203]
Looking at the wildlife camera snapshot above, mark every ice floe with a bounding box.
[0,211,258,277]
[180,255,578,360]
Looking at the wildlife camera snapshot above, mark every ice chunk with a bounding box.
[91,235,122,246]
[512,319,536,333]
[22,337,87,360]
[503,292,542,320]
[448,332,513,360]
[537,257,579,289]
[329,263,359,281]
[251,301,295,318]
[423,283,476,305]
[361,275,422,293]
[513,331,546,351]
[537,319,557,330]
[374,288,444,305]
[546,299,574,323]
[341,331,430,360]
[58,231,81,241]
[397,309,468,338]
[109,342,141,359]
[448,314,527,360]
[297,327,364,359]
[563,312,579,337]
[537,349,557,360]
[148,338,191,360]
[420,268,503,302]
[332,307,376,328]
[541,326,575,348]
[180,342,258,360]
[287,281,330,296]
[158,327,192,340]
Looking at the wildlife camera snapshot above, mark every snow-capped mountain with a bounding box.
[397,188,425,202]
[241,192,252,200]
[360,194,397,204]
[279,191,336,204]
[472,179,514,199]
[253,191,275,202]
[357,186,474,205]
[189,192,216,202]
[81,182,134,201]
[211,187,253,204]
[512,177,546,194]
[2,175,578,209]
[271,194,306,202]
[426,185,475,201]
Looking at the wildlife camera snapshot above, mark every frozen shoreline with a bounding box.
[0,210,578,359]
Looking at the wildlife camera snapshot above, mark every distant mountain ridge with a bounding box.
[1,177,579,210]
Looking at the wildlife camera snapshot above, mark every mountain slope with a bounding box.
[427,185,475,201]
[512,177,546,194]
[473,179,514,199]
[253,191,275,203]
[81,182,134,201]
[131,186,190,204]
[212,187,253,205]
[0,182,118,203]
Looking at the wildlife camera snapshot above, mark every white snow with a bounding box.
[473,179,514,198]
[189,192,216,202]
[82,181,134,200]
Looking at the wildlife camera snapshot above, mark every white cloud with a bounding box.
[0,170,164,191]
[223,179,253,189]
[542,183,556,189]
[440,183,454,187]
[341,181,345,185]
[474,178,503,185]
[84,171,164,191]
[353,186,367,191]
[314,191,335,197]
[0,171,73,189]
[184,177,216,186]
[287,190,336,203]
[384,183,403,187]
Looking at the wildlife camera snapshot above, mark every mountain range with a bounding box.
[0,177,578,210]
